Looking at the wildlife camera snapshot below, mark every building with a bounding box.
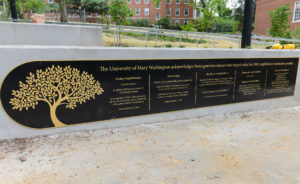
[44,0,195,25]
[254,0,300,36]
[126,0,195,25]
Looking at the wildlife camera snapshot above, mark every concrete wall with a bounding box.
[0,46,299,140]
[0,22,103,46]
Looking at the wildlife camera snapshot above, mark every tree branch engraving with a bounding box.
[9,65,104,127]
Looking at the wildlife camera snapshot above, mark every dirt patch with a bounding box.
[0,106,300,184]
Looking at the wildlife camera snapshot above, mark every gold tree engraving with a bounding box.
[9,65,104,127]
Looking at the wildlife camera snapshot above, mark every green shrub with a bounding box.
[180,23,196,31]
[212,18,239,33]
[165,44,173,48]
[123,19,151,27]
[178,45,185,48]
[155,16,171,29]
[269,4,293,44]
[170,24,181,30]
[293,27,300,48]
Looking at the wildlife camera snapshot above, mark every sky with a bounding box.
[227,0,239,8]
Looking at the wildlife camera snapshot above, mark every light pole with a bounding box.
[241,0,254,48]
[10,0,18,22]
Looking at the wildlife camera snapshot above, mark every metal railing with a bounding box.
[1,18,300,48]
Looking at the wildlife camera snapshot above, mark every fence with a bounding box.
[92,25,300,48]
[1,18,300,48]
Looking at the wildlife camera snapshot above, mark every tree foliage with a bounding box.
[3,0,45,18]
[233,0,256,31]
[269,3,292,39]
[108,0,133,25]
[10,65,104,127]
[81,0,109,15]
[66,0,109,22]
[195,0,229,32]
[21,0,45,14]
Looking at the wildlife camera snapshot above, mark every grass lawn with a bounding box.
[103,32,268,49]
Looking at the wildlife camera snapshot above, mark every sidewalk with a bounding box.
[1,106,300,184]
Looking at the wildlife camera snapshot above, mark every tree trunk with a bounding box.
[58,0,68,23]
[50,104,67,127]
[79,9,85,22]
[200,0,206,8]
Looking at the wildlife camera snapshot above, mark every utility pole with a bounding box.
[10,0,18,22]
[241,0,253,48]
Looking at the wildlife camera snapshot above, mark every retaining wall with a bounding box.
[0,46,299,140]
[0,22,103,46]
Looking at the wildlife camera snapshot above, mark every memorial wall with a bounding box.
[0,58,298,128]
[0,46,299,139]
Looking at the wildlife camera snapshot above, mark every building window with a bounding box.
[167,0,171,4]
[175,8,180,16]
[48,0,53,3]
[184,19,188,25]
[184,8,189,16]
[155,2,160,9]
[136,0,140,4]
[87,12,92,17]
[144,0,149,4]
[127,0,131,4]
[145,8,149,16]
[184,0,189,4]
[175,19,180,25]
[136,8,140,15]
[49,10,54,15]
[69,12,74,17]
[167,8,171,16]
[156,13,160,20]
[294,1,300,22]
[176,0,180,4]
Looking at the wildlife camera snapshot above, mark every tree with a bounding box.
[155,16,171,29]
[0,0,8,18]
[269,3,292,39]
[233,0,256,31]
[108,0,133,25]
[56,0,68,22]
[82,0,109,15]
[108,0,133,45]
[195,0,217,32]
[67,0,109,22]
[2,0,45,18]
[9,65,104,127]
[0,1,3,18]
[21,0,45,14]
[45,2,59,22]
[194,0,229,32]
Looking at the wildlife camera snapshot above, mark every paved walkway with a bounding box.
[1,106,300,184]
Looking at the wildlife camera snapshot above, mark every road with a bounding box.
[0,106,300,184]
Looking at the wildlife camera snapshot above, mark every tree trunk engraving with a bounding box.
[50,103,66,127]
